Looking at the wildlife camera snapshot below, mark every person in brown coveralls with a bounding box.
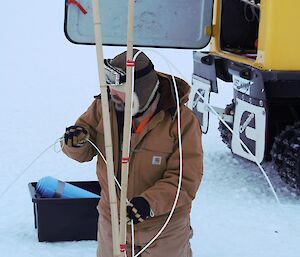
[62,49,203,257]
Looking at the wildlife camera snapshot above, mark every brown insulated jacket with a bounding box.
[62,72,203,230]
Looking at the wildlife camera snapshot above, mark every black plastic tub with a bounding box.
[28,181,101,242]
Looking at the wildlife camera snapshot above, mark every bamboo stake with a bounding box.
[119,0,135,255]
[91,1,121,256]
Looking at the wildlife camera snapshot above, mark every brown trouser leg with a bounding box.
[97,211,113,257]
[97,210,193,257]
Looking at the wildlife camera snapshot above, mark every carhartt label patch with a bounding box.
[152,156,162,165]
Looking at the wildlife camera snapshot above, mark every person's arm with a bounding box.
[62,98,102,163]
[140,107,203,216]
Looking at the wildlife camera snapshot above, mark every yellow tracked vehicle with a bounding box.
[191,0,300,190]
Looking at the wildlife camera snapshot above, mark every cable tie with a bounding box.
[67,0,87,15]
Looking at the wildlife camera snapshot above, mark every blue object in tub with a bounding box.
[36,176,100,198]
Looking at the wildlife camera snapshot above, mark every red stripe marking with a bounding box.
[120,244,126,252]
[126,60,135,67]
[67,0,87,15]
[122,157,129,164]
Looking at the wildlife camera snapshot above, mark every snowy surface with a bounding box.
[1,2,300,257]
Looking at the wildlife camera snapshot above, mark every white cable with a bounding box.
[90,50,184,257]
[240,0,260,9]
[0,137,63,200]
[131,219,135,257]
[207,104,281,204]
[88,138,135,257]
[148,49,281,205]
[87,139,121,188]
[87,139,129,204]
[90,53,181,254]
[87,139,107,165]
[0,131,179,253]
[134,50,183,257]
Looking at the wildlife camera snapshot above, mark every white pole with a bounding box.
[91,1,121,256]
[119,0,135,255]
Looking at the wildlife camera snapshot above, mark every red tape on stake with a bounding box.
[120,244,126,252]
[67,0,87,15]
[126,60,135,67]
[122,157,129,164]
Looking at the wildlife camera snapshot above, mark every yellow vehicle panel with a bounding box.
[256,0,300,70]
[210,0,300,71]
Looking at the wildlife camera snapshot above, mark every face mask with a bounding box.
[110,90,140,116]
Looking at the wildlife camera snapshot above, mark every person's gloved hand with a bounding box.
[127,197,151,225]
[64,125,89,147]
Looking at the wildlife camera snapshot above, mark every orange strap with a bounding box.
[132,115,152,134]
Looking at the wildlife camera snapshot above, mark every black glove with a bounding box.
[64,125,89,147]
[127,197,151,225]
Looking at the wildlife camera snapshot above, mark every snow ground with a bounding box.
[1,2,300,257]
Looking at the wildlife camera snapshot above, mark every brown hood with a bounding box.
[156,72,191,116]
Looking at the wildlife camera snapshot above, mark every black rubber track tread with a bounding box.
[271,122,300,189]
[218,100,235,149]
